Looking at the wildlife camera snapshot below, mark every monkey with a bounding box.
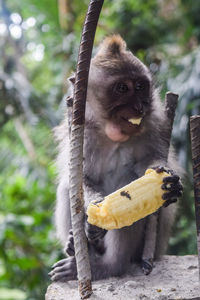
[49,35,183,281]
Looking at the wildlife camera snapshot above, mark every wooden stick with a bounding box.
[69,1,104,299]
[143,92,178,263]
[164,92,179,156]
[190,115,200,281]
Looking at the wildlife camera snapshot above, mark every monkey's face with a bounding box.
[104,74,152,142]
[87,35,154,143]
[88,68,152,143]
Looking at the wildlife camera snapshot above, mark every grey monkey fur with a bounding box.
[53,35,181,280]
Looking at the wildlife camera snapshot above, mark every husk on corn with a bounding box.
[86,168,169,230]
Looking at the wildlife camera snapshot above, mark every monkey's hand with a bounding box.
[65,226,106,257]
[85,220,107,242]
[153,166,183,207]
[49,256,77,282]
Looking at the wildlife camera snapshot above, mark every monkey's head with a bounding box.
[87,35,156,143]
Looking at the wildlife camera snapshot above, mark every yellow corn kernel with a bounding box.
[86,169,169,230]
[128,117,142,125]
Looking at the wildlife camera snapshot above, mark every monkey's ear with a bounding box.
[96,34,126,57]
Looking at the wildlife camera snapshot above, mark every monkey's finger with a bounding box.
[152,165,174,174]
[163,198,178,207]
[50,263,75,275]
[161,182,183,192]
[50,269,77,282]
[88,230,106,241]
[69,235,74,244]
[162,190,182,201]
[65,243,75,256]
[87,227,106,238]
[152,166,166,173]
[51,258,70,269]
[69,229,73,236]
[49,265,69,276]
[86,223,106,241]
[65,244,75,256]
[163,175,180,184]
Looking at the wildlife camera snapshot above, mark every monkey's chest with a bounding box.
[102,162,138,195]
[85,146,138,196]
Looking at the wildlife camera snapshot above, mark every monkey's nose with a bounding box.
[133,107,144,116]
[132,106,143,115]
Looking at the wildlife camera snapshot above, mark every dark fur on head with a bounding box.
[95,35,126,57]
[93,35,150,76]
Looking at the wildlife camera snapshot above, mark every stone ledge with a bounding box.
[46,255,200,300]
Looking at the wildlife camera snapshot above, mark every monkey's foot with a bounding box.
[49,256,77,282]
[64,229,75,256]
[153,166,183,207]
[86,221,107,242]
[141,258,153,275]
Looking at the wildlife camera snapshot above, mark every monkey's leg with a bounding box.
[142,213,158,275]
[50,222,145,281]
[89,228,133,280]
[55,180,71,246]
[49,230,126,282]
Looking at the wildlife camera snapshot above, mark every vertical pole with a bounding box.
[164,92,179,155]
[69,1,104,299]
[142,92,178,267]
[190,115,200,281]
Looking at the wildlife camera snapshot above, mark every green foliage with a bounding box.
[0,120,60,299]
[0,0,200,299]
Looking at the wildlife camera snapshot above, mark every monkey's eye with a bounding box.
[135,81,145,91]
[115,82,129,94]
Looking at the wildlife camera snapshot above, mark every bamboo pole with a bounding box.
[190,115,200,281]
[69,1,104,299]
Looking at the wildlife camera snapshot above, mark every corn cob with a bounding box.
[86,168,169,230]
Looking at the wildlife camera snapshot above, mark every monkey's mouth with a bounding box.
[104,117,143,143]
[121,116,143,126]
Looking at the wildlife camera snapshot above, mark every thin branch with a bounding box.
[58,0,74,31]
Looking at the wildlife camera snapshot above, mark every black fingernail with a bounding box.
[162,193,167,200]
[163,200,171,207]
